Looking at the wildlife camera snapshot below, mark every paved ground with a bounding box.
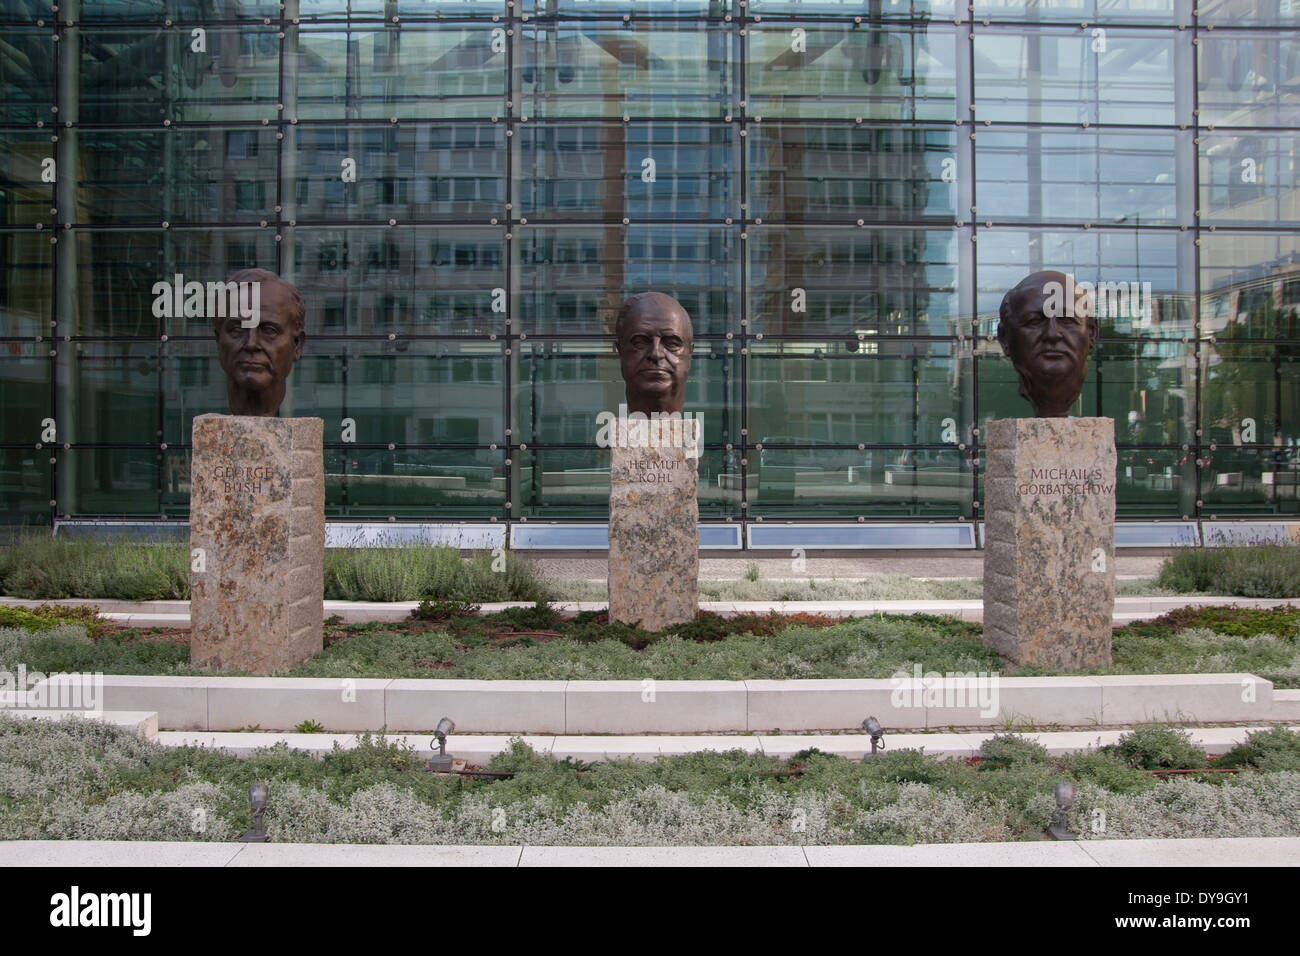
[3,837,1296,867]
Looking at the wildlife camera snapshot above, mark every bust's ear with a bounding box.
[293,328,306,361]
[995,319,1011,358]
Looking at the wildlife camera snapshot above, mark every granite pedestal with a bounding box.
[189,414,324,674]
[983,417,1116,669]
[608,417,700,631]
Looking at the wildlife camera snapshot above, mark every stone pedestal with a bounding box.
[189,414,324,674]
[608,419,699,631]
[983,417,1116,670]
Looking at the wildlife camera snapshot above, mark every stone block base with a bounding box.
[608,422,699,631]
[983,417,1116,670]
[189,414,324,674]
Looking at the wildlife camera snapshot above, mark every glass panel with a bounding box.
[1199,132,1300,228]
[1096,339,1195,447]
[295,26,506,121]
[0,30,57,123]
[748,123,958,223]
[976,127,1182,226]
[61,342,162,445]
[751,0,956,17]
[78,26,281,124]
[78,1,279,19]
[0,344,51,445]
[0,448,50,526]
[1202,341,1299,447]
[972,0,1184,22]
[974,28,1186,126]
[1200,233,1300,340]
[298,0,503,17]
[289,226,505,335]
[526,0,726,13]
[1115,448,1195,517]
[76,128,279,225]
[516,225,738,335]
[750,445,973,518]
[1198,33,1300,128]
[749,226,961,337]
[750,339,971,448]
[746,24,958,122]
[518,22,734,119]
[324,447,506,518]
[286,124,505,223]
[0,233,54,338]
[1201,448,1300,516]
[0,132,56,227]
[1199,0,1300,26]
[61,448,161,516]
[518,122,738,222]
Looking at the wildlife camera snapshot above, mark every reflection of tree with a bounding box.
[1203,267,1300,448]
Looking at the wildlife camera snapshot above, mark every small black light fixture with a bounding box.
[862,716,886,762]
[238,782,270,843]
[1048,781,1078,841]
[428,717,456,771]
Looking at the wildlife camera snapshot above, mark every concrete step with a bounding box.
[33,672,1285,733]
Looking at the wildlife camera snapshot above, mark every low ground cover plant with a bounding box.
[1157,541,1300,598]
[2,603,1298,685]
[0,531,548,603]
[2,719,1296,845]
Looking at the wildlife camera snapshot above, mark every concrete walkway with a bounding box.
[2,594,1292,628]
[3,837,1296,867]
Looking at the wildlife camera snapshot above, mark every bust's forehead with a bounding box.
[618,295,693,339]
[624,305,689,330]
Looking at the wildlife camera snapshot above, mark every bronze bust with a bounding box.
[997,270,1097,418]
[214,269,306,417]
[615,292,693,416]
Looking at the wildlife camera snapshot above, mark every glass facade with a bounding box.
[2,0,1299,530]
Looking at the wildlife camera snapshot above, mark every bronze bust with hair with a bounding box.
[615,292,694,416]
[997,270,1098,418]
[213,269,306,417]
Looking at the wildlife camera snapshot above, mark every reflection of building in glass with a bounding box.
[2,3,1300,527]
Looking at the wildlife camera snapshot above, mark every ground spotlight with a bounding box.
[861,716,886,762]
[428,717,456,771]
[238,782,270,843]
[1048,780,1078,841]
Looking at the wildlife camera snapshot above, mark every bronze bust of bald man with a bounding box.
[214,269,306,417]
[997,270,1097,418]
[615,292,694,416]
